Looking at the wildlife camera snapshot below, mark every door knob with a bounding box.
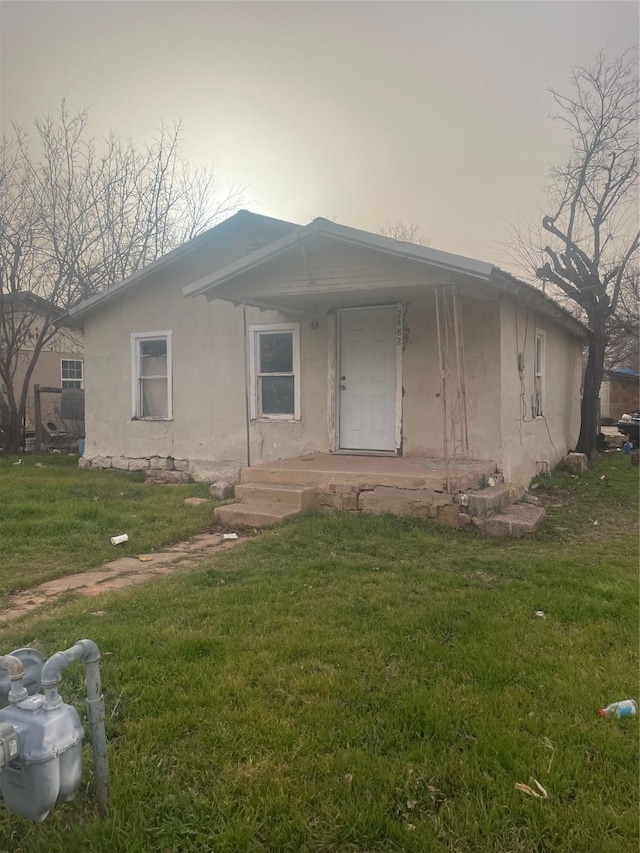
[340,384,346,391]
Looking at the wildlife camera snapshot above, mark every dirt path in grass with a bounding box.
[0,532,246,624]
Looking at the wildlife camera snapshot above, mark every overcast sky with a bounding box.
[0,1,637,266]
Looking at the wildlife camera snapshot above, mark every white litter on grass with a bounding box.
[488,477,496,487]
[222,533,239,540]
[110,534,129,545]
[535,610,547,619]
[13,459,22,466]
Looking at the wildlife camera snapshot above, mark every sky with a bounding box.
[0,0,637,266]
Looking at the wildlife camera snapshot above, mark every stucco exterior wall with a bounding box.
[499,299,582,485]
[82,269,330,480]
[79,233,582,488]
[400,293,502,462]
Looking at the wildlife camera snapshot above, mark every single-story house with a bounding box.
[65,211,585,525]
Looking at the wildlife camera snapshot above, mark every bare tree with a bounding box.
[509,51,638,457]
[0,101,244,452]
[605,264,639,371]
[379,221,429,246]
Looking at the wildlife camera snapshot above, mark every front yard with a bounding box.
[0,455,637,851]
[0,455,213,606]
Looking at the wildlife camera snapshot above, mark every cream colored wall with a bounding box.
[499,299,582,485]
[81,234,581,487]
[83,262,330,480]
[401,292,502,461]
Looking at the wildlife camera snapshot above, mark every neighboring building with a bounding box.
[64,211,585,489]
[600,368,639,421]
[0,294,84,432]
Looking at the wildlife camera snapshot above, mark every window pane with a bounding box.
[141,355,167,377]
[259,333,292,374]
[141,377,168,418]
[62,360,82,380]
[140,339,167,358]
[261,376,294,415]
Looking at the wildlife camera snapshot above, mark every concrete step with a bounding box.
[466,483,524,518]
[214,503,301,528]
[235,482,316,511]
[484,505,546,538]
[239,458,497,492]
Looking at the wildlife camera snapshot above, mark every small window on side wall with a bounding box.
[131,332,172,419]
[61,359,83,389]
[249,324,300,420]
[533,330,545,418]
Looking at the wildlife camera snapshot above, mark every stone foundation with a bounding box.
[315,482,458,522]
[80,455,190,474]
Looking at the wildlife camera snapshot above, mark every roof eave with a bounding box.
[183,220,494,299]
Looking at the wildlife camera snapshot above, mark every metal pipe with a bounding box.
[435,288,451,492]
[242,300,252,469]
[41,640,110,815]
[0,654,27,703]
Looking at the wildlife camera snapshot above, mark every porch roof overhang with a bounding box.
[182,218,588,339]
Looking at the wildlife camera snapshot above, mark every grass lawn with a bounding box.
[0,455,213,606]
[0,455,637,852]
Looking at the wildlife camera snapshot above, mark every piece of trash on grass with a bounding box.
[110,534,129,545]
[530,482,539,490]
[222,533,239,540]
[13,459,22,466]
[543,737,555,773]
[592,520,599,526]
[535,610,546,619]
[488,476,496,487]
[34,462,43,468]
[554,526,569,532]
[91,610,106,617]
[600,474,606,480]
[139,555,153,562]
[598,699,637,718]
[515,778,548,799]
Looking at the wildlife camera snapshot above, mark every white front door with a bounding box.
[338,306,398,452]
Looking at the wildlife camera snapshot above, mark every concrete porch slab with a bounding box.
[240,453,497,493]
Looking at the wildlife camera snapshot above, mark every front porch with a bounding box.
[239,452,497,492]
[216,452,501,529]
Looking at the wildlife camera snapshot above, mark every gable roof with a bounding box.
[62,209,587,340]
[64,210,301,326]
[182,217,493,298]
[182,217,587,339]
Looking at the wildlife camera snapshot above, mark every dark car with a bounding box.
[617,412,640,447]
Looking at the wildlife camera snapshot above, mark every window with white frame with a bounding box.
[61,359,83,389]
[131,332,172,419]
[249,323,300,419]
[533,330,545,417]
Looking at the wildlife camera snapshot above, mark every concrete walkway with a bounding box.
[0,532,245,624]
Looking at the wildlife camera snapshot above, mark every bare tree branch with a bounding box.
[0,101,245,451]
[505,49,639,457]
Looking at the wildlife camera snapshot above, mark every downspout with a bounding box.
[40,639,109,815]
[242,300,251,468]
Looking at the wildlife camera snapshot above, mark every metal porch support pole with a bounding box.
[452,288,470,454]
[435,289,450,492]
[242,301,251,469]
